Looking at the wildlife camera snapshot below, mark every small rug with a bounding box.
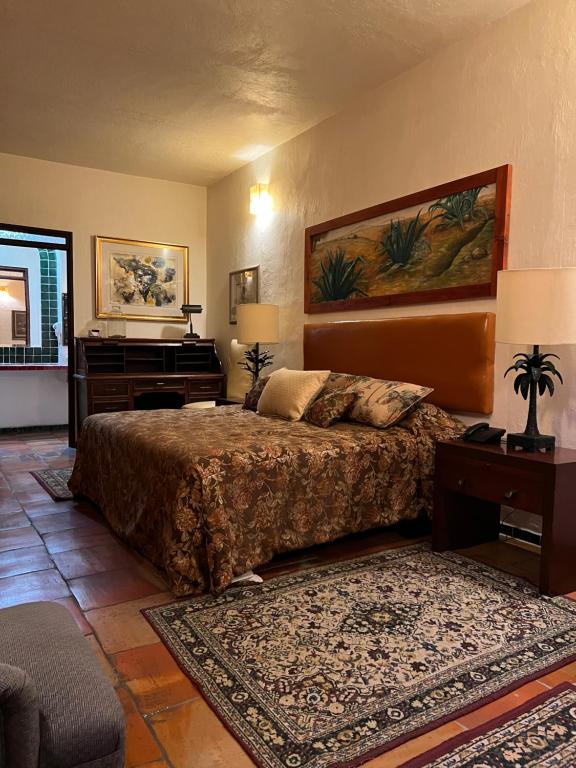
[144,544,576,768]
[402,683,576,767]
[30,468,73,501]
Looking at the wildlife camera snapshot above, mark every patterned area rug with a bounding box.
[144,544,576,768]
[403,683,576,767]
[30,468,73,500]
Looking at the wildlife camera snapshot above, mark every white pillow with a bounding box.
[257,368,330,421]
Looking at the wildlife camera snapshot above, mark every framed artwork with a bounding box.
[305,165,511,313]
[95,236,189,322]
[11,310,28,341]
[229,266,259,324]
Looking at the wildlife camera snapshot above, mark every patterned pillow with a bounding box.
[304,391,358,428]
[347,379,433,428]
[243,375,270,411]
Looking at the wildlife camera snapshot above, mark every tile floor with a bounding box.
[0,430,574,768]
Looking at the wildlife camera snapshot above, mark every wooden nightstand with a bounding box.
[433,439,576,596]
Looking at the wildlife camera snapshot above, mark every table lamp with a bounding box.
[236,303,279,382]
[181,304,202,339]
[496,268,576,451]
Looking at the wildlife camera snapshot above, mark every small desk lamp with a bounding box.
[236,303,279,382]
[496,268,576,451]
[181,304,202,339]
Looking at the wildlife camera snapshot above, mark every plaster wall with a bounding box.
[207,0,576,447]
[0,153,206,427]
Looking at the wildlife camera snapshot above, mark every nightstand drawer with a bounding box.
[439,455,544,513]
[90,381,130,397]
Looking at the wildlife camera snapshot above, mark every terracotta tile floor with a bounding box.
[0,430,574,768]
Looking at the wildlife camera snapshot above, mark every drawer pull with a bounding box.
[457,478,465,488]
[156,382,165,386]
[503,489,518,500]
[199,385,213,390]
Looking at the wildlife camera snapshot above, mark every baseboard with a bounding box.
[0,424,68,435]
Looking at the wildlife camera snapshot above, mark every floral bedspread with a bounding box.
[68,404,463,595]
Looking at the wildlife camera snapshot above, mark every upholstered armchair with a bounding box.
[0,601,124,768]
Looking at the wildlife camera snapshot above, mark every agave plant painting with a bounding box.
[305,165,511,313]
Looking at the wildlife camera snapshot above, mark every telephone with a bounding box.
[461,422,506,444]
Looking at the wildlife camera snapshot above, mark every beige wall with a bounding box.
[0,153,206,428]
[207,0,576,447]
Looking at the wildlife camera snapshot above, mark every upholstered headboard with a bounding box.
[303,312,495,414]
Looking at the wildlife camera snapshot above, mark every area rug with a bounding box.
[144,544,576,768]
[30,468,73,500]
[402,683,576,767]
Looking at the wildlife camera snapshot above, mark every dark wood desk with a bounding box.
[433,439,576,596]
[74,337,226,443]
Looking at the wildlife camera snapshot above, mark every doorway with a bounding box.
[0,223,74,444]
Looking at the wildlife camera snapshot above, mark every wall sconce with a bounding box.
[249,183,272,217]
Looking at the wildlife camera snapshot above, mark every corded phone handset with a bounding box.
[461,422,506,444]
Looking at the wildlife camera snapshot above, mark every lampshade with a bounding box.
[236,303,279,344]
[496,268,576,346]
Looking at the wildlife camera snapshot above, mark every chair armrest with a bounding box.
[0,662,39,768]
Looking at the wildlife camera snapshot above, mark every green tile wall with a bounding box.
[0,249,60,364]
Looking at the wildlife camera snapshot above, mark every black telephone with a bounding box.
[461,422,506,444]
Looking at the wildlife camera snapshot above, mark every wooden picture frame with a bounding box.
[305,165,511,314]
[229,266,259,324]
[11,310,28,342]
[95,236,189,322]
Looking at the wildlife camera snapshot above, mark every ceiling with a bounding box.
[0,0,530,186]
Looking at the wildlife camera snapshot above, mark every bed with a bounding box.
[69,312,495,595]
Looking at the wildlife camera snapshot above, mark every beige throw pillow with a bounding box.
[257,368,331,421]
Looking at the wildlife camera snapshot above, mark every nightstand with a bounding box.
[433,439,576,596]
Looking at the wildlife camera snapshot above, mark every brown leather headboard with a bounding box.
[303,312,495,414]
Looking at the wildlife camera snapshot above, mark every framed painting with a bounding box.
[11,310,28,342]
[95,236,189,322]
[305,165,511,313]
[229,266,259,324]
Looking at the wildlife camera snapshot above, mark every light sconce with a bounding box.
[249,183,272,217]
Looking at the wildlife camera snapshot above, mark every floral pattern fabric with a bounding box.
[243,375,269,410]
[144,545,576,768]
[303,390,358,427]
[404,684,576,767]
[69,404,463,595]
[318,372,432,428]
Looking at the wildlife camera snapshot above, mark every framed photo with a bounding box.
[11,310,28,341]
[95,236,189,322]
[305,165,511,313]
[229,266,259,324]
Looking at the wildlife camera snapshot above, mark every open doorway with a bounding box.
[0,223,74,444]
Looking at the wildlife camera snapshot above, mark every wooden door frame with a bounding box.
[0,222,75,445]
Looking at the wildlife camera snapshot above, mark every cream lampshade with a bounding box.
[496,268,576,452]
[496,268,576,346]
[237,304,279,345]
[236,303,279,382]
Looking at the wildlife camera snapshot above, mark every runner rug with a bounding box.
[30,468,73,500]
[402,683,576,767]
[144,544,576,768]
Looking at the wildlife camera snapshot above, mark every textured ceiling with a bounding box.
[0,0,530,185]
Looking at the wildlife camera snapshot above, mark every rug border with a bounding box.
[141,548,576,768]
[30,469,73,501]
[398,682,576,768]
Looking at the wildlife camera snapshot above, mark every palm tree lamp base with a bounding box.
[507,432,555,452]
